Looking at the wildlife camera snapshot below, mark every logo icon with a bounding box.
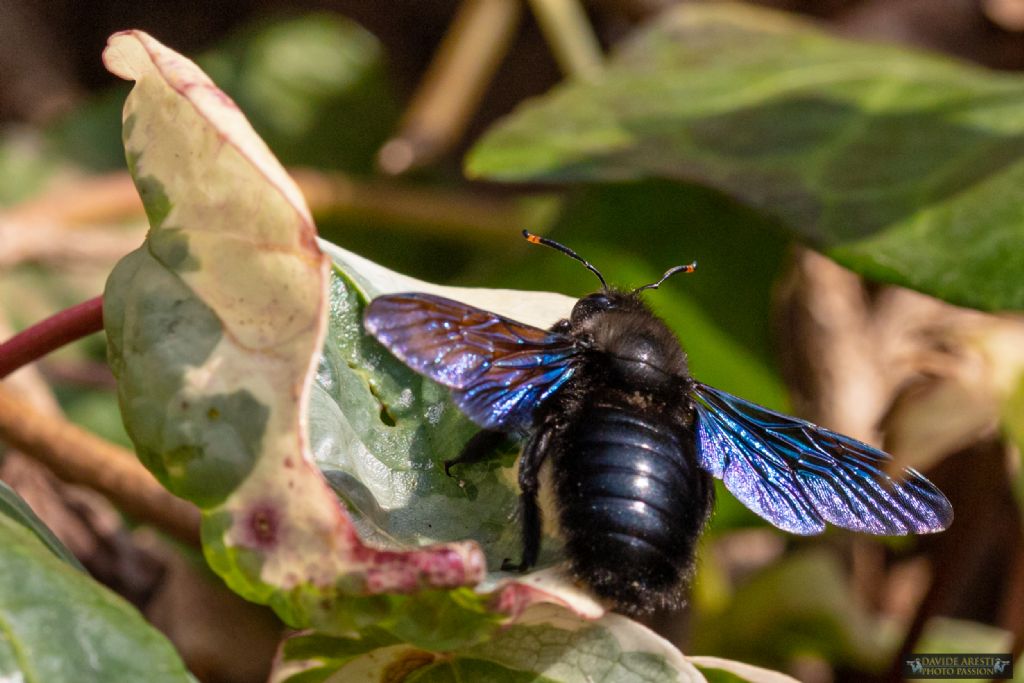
[902,654,1013,679]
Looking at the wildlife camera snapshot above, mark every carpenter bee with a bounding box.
[363,231,953,615]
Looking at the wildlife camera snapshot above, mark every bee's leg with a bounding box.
[502,424,554,573]
[443,429,507,477]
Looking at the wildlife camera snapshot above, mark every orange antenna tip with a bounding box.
[633,262,697,294]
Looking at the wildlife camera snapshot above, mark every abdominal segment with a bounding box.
[554,404,713,614]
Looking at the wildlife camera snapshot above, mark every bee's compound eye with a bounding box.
[571,292,614,323]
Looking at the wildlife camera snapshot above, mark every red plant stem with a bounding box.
[0,296,104,379]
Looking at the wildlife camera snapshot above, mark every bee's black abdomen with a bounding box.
[555,404,713,614]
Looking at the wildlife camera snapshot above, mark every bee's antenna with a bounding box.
[522,230,608,289]
[633,262,697,294]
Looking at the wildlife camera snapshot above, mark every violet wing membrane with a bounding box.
[691,383,952,535]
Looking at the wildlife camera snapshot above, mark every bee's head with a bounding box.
[571,288,690,378]
[521,230,696,324]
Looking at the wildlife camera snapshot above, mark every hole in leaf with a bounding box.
[366,380,397,426]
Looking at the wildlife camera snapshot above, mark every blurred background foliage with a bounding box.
[2,1,1024,682]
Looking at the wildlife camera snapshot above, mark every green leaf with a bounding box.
[467,2,1024,311]
[101,30,595,651]
[313,268,522,564]
[311,241,577,574]
[198,14,398,174]
[0,511,193,682]
[690,657,799,683]
[274,605,798,683]
[0,481,83,570]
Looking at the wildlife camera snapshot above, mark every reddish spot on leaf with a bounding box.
[358,546,484,594]
[492,582,535,618]
[241,502,280,549]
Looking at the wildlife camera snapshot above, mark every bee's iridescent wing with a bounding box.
[364,293,579,432]
[691,382,952,535]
